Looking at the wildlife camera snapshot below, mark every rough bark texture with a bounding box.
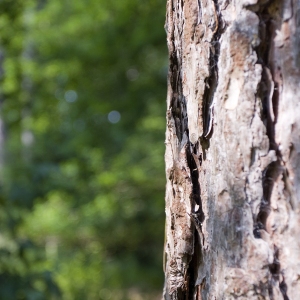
[163,0,300,299]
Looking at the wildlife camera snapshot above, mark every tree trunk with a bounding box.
[163,0,300,299]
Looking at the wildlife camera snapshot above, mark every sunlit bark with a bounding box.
[163,1,300,299]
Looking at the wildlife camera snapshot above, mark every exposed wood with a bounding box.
[163,0,300,299]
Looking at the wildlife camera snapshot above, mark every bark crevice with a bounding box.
[202,1,222,139]
[252,2,294,299]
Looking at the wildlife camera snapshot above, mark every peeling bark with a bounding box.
[163,0,300,299]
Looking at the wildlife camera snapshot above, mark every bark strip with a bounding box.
[164,0,300,299]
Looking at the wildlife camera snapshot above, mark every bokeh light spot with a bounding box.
[64,90,77,103]
[21,131,34,146]
[108,111,121,124]
[126,68,139,81]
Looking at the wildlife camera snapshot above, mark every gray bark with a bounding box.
[163,0,300,299]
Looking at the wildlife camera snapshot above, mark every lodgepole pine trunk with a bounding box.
[163,0,300,299]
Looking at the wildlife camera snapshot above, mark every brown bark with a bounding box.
[163,0,300,299]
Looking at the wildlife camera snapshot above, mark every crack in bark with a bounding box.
[202,1,222,139]
[184,2,223,298]
[254,3,291,299]
[169,51,189,144]
[185,143,204,299]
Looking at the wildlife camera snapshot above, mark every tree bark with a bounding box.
[163,0,300,299]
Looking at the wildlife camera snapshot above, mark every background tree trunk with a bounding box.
[163,0,300,299]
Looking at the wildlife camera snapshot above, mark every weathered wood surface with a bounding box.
[163,0,300,299]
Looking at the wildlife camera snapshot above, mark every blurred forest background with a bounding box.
[0,0,167,299]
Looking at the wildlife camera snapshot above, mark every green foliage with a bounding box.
[0,0,167,299]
